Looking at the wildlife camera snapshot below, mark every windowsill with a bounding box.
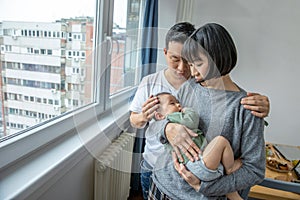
[0,102,130,200]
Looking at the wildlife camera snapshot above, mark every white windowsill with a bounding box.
[0,102,130,200]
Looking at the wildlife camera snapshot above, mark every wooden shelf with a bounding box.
[249,184,300,200]
[249,143,300,200]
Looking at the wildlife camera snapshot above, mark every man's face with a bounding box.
[164,41,191,80]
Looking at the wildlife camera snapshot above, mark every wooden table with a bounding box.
[248,144,300,200]
[249,168,300,200]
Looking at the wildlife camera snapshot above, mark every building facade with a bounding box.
[0,18,94,137]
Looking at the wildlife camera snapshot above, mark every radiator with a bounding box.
[94,132,135,200]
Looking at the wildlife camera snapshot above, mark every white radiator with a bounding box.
[94,132,135,200]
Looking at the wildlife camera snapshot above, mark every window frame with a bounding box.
[0,0,142,170]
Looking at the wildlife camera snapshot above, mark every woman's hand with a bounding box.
[166,123,200,162]
[172,152,201,191]
[241,92,270,118]
[130,95,159,128]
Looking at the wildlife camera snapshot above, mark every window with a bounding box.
[47,49,52,55]
[34,49,39,54]
[0,0,97,140]
[0,0,144,172]
[108,0,142,96]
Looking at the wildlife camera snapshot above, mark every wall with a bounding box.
[157,0,179,71]
[30,152,94,200]
[159,0,300,146]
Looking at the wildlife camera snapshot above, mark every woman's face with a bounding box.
[189,53,209,83]
[164,41,191,80]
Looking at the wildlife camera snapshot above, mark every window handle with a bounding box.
[106,36,113,55]
[106,36,120,55]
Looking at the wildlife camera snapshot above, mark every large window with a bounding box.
[0,0,142,142]
[0,0,95,140]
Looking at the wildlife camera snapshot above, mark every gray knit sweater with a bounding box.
[151,79,265,200]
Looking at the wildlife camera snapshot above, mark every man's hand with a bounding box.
[172,152,201,191]
[166,123,200,162]
[241,92,270,118]
[130,95,159,128]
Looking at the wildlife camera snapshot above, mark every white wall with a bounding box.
[159,0,300,146]
[28,152,94,200]
[157,0,179,71]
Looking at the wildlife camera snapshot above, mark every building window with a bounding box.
[47,49,52,55]
[36,97,42,103]
[73,99,79,106]
[5,45,12,52]
[34,49,39,54]
[48,99,53,105]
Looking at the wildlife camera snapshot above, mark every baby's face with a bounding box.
[158,94,182,116]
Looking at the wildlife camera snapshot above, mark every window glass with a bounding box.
[109,0,142,95]
[0,0,95,140]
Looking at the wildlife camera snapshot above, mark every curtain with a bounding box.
[141,0,158,78]
[130,0,158,192]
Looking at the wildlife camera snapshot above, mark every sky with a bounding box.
[0,0,95,22]
[0,0,126,27]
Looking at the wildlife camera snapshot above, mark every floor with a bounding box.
[128,188,144,200]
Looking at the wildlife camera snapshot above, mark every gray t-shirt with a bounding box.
[151,78,265,200]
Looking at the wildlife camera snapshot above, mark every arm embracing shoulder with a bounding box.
[199,112,265,196]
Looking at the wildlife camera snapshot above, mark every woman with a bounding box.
[129,22,269,199]
[149,23,266,199]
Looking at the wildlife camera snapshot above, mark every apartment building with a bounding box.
[0,18,94,137]
[60,17,94,109]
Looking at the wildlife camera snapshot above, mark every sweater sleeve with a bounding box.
[198,113,266,197]
[147,118,170,144]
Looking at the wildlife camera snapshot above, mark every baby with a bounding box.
[154,92,243,200]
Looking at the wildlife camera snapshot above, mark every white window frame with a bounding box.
[0,0,141,170]
[0,0,145,198]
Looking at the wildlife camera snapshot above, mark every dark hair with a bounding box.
[165,22,196,49]
[154,91,172,97]
[182,23,237,80]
